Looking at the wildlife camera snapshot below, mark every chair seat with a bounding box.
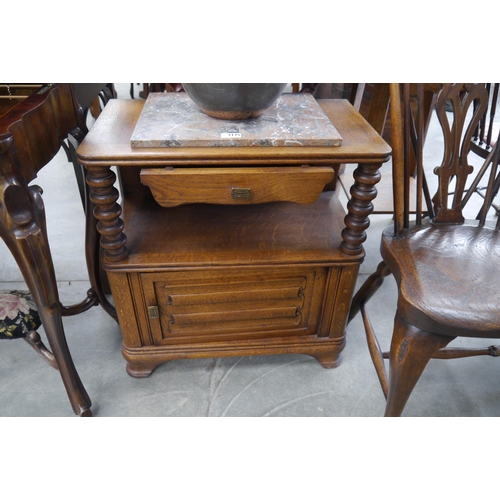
[381,221,500,338]
[0,290,41,339]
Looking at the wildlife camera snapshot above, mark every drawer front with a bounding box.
[140,166,334,207]
[140,267,331,345]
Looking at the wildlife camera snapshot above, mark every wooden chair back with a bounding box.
[390,83,499,235]
[470,83,499,158]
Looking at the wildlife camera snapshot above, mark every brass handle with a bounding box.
[231,187,251,200]
[148,305,159,318]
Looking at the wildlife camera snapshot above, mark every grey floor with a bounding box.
[1,83,499,417]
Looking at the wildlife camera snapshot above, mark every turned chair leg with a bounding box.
[349,261,391,323]
[385,314,455,417]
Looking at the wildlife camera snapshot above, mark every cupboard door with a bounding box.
[140,267,331,345]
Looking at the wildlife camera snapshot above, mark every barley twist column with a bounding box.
[87,166,128,262]
[341,163,381,256]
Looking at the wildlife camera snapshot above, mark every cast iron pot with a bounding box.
[182,83,287,120]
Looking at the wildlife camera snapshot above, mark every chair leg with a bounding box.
[349,261,391,323]
[360,304,389,398]
[0,183,92,416]
[385,314,455,416]
[37,305,92,416]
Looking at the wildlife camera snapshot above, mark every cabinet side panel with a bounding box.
[318,267,341,337]
[330,264,360,338]
[107,272,142,348]
[129,273,155,346]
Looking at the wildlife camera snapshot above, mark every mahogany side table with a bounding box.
[77,98,390,377]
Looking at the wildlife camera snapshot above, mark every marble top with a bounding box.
[130,93,342,148]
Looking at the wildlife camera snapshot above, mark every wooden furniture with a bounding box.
[338,83,440,214]
[349,83,500,417]
[0,83,115,416]
[64,83,115,209]
[471,83,499,158]
[463,83,500,215]
[1,84,43,115]
[77,97,390,378]
[0,84,91,415]
[62,83,118,299]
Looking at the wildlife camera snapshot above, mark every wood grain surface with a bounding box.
[77,99,391,166]
[140,166,334,206]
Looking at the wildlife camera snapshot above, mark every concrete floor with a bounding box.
[1,83,499,417]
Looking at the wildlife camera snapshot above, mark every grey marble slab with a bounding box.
[130,92,342,148]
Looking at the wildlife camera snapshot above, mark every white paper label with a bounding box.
[221,132,241,138]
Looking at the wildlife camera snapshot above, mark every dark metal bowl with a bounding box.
[182,83,287,120]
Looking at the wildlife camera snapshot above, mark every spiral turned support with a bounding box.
[87,167,128,262]
[341,163,382,256]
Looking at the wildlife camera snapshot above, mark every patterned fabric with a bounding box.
[0,290,41,340]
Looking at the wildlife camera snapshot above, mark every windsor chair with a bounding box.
[349,83,500,416]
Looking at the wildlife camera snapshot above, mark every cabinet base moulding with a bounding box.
[123,335,346,377]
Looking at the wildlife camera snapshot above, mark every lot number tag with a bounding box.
[221,132,242,138]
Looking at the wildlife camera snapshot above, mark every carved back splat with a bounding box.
[433,84,489,223]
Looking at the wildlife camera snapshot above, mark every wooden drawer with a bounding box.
[140,166,334,207]
[139,267,331,345]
